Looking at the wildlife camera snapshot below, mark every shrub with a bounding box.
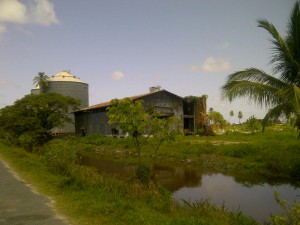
[135,164,155,184]
[271,191,300,225]
[43,144,78,175]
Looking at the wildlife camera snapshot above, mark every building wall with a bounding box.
[75,91,185,136]
[75,110,115,135]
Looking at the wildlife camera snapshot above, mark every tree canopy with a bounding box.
[221,2,300,133]
[208,111,227,129]
[107,98,182,163]
[0,93,80,149]
[107,98,149,162]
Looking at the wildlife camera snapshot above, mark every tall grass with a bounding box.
[0,142,259,225]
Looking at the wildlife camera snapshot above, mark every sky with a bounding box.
[0,0,297,123]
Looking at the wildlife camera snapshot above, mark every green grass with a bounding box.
[73,126,300,179]
[0,142,258,225]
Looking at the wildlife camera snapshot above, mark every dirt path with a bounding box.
[0,160,69,225]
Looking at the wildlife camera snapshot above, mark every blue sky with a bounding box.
[0,0,297,123]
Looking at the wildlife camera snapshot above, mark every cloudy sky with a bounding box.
[0,0,296,123]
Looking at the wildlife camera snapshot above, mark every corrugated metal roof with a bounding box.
[48,70,86,83]
[76,89,183,112]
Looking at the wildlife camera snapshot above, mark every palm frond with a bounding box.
[224,68,285,88]
[286,2,300,86]
[263,103,293,122]
[221,68,286,107]
[276,85,300,115]
[222,80,281,108]
[258,6,300,85]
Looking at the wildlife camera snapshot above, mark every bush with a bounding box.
[224,144,258,158]
[43,144,78,175]
[18,131,51,151]
[271,191,300,225]
[135,164,155,184]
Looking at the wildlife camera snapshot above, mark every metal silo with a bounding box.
[47,70,88,108]
[44,70,89,133]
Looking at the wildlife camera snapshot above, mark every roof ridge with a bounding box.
[78,89,177,112]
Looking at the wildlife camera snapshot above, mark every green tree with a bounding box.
[221,2,300,134]
[229,110,234,123]
[0,93,80,149]
[107,98,182,163]
[245,116,261,135]
[208,111,227,129]
[238,111,243,124]
[107,98,148,163]
[33,72,49,93]
[150,116,182,155]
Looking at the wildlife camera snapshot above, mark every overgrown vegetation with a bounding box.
[0,93,79,150]
[271,191,300,225]
[0,142,259,225]
[107,98,182,163]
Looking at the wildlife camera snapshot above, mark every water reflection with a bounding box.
[152,164,201,192]
[81,155,300,223]
[173,173,299,223]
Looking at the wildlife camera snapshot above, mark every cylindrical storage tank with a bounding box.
[46,70,89,133]
[47,70,88,108]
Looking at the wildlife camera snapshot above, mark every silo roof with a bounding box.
[48,70,86,83]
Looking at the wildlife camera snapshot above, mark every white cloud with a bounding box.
[189,57,231,73]
[0,0,58,33]
[29,0,59,25]
[0,0,28,24]
[201,57,231,73]
[111,71,125,81]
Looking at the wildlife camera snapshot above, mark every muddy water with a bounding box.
[81,156,300,223]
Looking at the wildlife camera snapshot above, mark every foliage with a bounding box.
[135,164,155,184]
[245,116,261,135]
[0,142,259,225]
[221,2,300,135]
[107,98,182,163]
[0,93,80,150]
[150,116,183,154]
[271,191,300,225]
[209,110,227,129]
[33,72,49,93]
[107,98,149,163]
[43,143,79,175]
[238,111,243,124]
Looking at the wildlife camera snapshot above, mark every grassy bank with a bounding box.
[71,126,300,180]
[0,142,258,225]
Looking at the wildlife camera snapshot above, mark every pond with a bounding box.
[81,156,300,224]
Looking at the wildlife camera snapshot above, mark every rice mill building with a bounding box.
[74,87,207,136]
[31,70,89,133]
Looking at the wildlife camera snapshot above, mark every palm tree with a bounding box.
[33,72,49,93]
[229,110,234,123]
[221,2,300,134]
[238,111,243,124]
